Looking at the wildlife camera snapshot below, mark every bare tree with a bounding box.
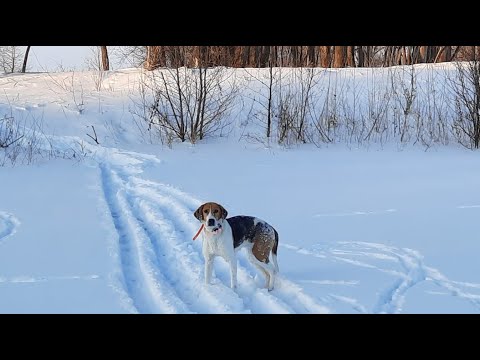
[21,46,31,73]
[113,46,147,67]
[100,46,109,71]
[0,46,24,73]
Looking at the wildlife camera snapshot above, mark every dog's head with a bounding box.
[194,202,228,232]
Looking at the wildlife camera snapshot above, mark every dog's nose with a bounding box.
[208,219,215,226]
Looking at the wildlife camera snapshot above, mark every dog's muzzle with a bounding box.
[207,219,215,227]
[212,224,223,234]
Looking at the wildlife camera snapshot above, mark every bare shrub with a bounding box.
[243,64,462,150]
[0,110,45,166]
[389,66,417,143]
[310,70,343,145]
[448,61,480,149]
[362,69,392,145]
[0,102,87,166]
[243,66,279,141]
[245,67,322,147]
[132,66,238,145]
[84,47,106,91]
[0,114,24,149]
[415,65,451,147]
[45,71,85,114]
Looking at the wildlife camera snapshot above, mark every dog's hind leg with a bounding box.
[272,229,279,274]
[263,262,275,291]
[248,251,275,291]
[258,261,275,291]
[250,234,276,290]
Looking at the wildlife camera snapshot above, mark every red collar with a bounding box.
[192,224,204,240]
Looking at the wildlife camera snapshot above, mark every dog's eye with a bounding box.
[213,209,218,214]
[204,210,208,213]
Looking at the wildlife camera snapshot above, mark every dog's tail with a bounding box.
[272,228,279,274]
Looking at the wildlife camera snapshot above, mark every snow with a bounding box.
[1,64,480,313]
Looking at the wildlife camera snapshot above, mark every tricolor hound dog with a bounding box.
[193,202,279,291]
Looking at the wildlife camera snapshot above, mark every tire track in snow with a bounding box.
[127,180,329,313]
[0,211,20,243]
[284,241,425,313]
[356,242,480,313]
[283,240,480,313]
[130,178,202,211]
[372,246,426,314]
[122,191,247,313]
[125,186,268,314]
[100,164,190,314]
[128,184,301,313]
[97,147,330,313]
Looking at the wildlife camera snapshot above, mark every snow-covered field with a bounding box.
[1,66,479,313]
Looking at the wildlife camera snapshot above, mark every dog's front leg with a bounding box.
[204,256,214,285]
[228,258,237,290]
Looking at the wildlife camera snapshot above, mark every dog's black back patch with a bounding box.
[226,216,256,248]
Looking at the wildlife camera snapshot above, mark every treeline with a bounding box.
[138,46,479,70]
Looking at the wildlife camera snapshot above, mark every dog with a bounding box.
[193,202,279,291]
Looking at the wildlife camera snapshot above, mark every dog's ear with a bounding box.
[194,204,204,221]
[219,204,228,219]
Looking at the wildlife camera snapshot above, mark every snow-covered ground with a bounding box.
[1,66,479,313]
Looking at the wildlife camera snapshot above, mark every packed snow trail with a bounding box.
[93,145,330,314]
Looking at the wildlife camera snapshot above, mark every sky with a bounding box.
[28,46,123,72]
[29,46,92,72]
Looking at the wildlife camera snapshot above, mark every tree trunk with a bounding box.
[346,46,355,67]
[319,46,330,67]
[383,46,392,66]
[307,46,316,67]
[290,46,299,67]
[333,46,345,68]
[402,46,409,65]
[21,46,31,73]
[365,46,372,66]
[357,46,364,67]
[260,46,270,67]
[145,46,162,70]
[100,46,109,71]
[435,46,447,63]
[419,46,427,63]
[270,46,278,67]
[428,46,437,62]
[227,46,236,67]
[444,46,452,62]
[241,46,250,67]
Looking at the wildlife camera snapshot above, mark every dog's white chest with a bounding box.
[202,229,234,260]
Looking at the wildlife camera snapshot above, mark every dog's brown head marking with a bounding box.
[194,202,228,222]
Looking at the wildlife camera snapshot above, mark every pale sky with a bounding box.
[28,46,123,72]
